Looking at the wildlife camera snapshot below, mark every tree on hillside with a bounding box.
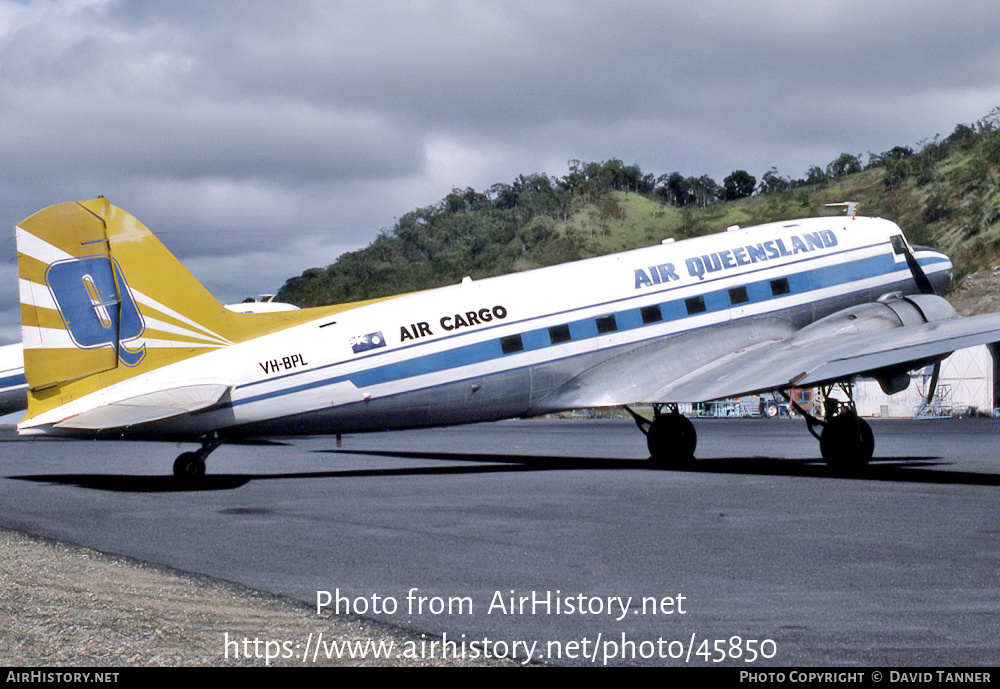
[689,175,721,206]
[947,123,976,147]
[655,172,721,207]
[825,152,862,178]
[656,172,694,207]
[805,165,828,185]
[443,187,488,214]
[757,167,791,194]
[867,146,914,169]
[721,170,756,200]
[487,182,519,210]
[561,159,655,195]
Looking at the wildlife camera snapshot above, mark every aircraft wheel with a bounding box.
[173,451,206,480]
[647,412,697,467]
[819,414,874,471]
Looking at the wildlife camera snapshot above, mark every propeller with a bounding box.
[828,203,945,414]
[896,236,943,412]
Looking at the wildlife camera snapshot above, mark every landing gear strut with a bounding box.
[626,404,697,467]
[173,434,222,481]
[784,384,874,471]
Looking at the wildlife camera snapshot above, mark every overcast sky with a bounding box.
[1,0,998,344]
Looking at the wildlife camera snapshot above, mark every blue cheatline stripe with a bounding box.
[0,373,27,390]
[231,248,909,409]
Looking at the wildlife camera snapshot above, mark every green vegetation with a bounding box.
[277,108,1000,307]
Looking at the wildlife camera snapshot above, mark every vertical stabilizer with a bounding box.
[15,199,304,424]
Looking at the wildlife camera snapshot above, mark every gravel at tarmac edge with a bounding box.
[0,528,514,667]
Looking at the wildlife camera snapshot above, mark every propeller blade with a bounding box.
[917,362,942,417]
[925,361,941,406]
[901,244,936,295]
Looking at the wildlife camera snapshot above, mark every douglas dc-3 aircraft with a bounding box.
[13,198,1000,479]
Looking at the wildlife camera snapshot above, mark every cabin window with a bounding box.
[595,315,617,333]
[770,278,790,296]
[728,286,749,305]
[548,324,571,344]
[641,305,662,324]
[685,296,706,315]
[890,235,907,255]
[500,334,524,354]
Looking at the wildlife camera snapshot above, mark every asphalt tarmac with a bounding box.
[2,417,998,667]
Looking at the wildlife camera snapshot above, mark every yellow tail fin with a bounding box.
[16,198,312,421]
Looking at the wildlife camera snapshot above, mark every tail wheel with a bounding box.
[647,412,697,467]
[819,413,874,471]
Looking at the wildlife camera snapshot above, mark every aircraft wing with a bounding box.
[535,310,1000,408]
[650,312,1000,403]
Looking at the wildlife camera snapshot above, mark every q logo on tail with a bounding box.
[46,255,146,367]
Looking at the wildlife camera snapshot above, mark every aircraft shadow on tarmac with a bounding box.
[9,450,1000,492]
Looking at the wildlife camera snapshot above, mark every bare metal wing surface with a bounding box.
[540,298,1000,408]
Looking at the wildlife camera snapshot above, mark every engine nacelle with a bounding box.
[789,294,957,394]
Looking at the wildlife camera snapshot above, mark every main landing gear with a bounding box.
[629,383,874,472]
[784,383,874,471]
[172,434,222,481]
[626,404,697,467]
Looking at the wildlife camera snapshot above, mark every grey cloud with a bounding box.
[0,0,998,346]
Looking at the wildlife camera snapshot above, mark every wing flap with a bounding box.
[529,318,798,410]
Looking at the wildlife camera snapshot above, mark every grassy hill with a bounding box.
[278,111,1000,312]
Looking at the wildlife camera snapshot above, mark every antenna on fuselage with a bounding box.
[825,201,858,219]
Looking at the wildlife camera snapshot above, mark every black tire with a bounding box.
[820,414,874,471]
[173,451,206,479]
[647,412,697,467]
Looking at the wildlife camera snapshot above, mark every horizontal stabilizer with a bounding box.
[54,382,231,430]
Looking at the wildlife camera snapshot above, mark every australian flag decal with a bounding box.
[349,331,386,354]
